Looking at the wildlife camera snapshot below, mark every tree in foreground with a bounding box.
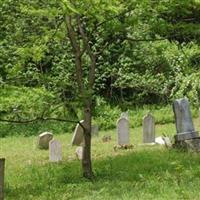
[62,0,127,178]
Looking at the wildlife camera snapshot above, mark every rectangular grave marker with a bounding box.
[143,113,155,143]
[117,117,130,145]
[49,140,62,162]
[173,98,198,141]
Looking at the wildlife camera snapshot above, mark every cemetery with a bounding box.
[1,0,200,199]
[1,98,200,199]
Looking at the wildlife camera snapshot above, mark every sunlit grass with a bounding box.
[1,118,200,199]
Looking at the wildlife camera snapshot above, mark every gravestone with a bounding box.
[0,158,5,200]
[38,132,53,149]
[75,146,83,160]
[155,136,165,145]
[173,98,198,141]
[49,139,62,162]
[117,117,130,145]
[91,125,99,137]
[71,120,85,146]
[143,113,155,143]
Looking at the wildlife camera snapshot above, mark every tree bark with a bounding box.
[0,158,5,200]
[65,14,95,179]
[82,100,94,179]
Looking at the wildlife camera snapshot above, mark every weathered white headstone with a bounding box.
[91,125,99,137]
[163,136,172,148]
[49,139,62,162]
[38,132,53,149]
[173,98,198,141]
[155,136,165,145]
[71,120,85,146]
[143,113,155,143]
[75,146,83,160]
[117,117,130,145]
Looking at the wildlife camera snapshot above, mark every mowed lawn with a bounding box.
[1,119,200,200]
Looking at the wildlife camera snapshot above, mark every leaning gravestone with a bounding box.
[71,120,85,146]
[49,139,62,162]
[117,117,130,145]
[38,132,53,149]
[173,98,200,151]
[0,158,5,200]
[173,98,198,141]
[143,113,155,143]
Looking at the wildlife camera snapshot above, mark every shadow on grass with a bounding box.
[6,148,200,199]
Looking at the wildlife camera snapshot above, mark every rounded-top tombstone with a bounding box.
[38,132,53,149]
[117,117,130,145]
[143,113,155,143]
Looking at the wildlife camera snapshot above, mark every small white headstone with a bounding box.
[143,113,155,143]
[38,132,53,149]
[155,137,165,145]
[173,98,198,141]
[71,120,85,146]
[117,117,130,145]
[49,139,62,162]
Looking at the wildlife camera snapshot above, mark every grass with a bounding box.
[1,118,200,199]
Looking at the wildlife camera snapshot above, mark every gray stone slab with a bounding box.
[143,113,155,143]
[174,137,200,152]
[174,131,198,141]
[71,120,85,146]
[49,139,62,162]
[38,132,53,149]
[117,117,130,145]
[173,98,199,141]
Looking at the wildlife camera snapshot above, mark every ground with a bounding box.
[1,120,200,200]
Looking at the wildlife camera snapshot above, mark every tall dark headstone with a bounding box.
[173,98,198,141]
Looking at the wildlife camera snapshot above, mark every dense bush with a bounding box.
[0,89,198,137]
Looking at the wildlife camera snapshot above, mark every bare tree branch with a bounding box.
[65,15,84,94]
[77,16,96,89]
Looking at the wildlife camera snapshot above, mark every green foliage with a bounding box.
[0,88,199,137]
[0,85,55,119]
[1,0,200,122]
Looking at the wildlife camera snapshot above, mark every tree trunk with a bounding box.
[82,100,94,179]
[0,158,5,200]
